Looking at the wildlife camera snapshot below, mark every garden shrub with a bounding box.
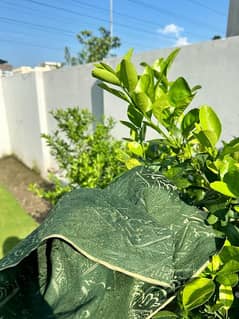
[92,49,239,318]
[30,107,127,204]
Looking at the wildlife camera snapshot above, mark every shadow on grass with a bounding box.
[2,236,21,256]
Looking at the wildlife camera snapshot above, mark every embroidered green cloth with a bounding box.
[0,167,218,318]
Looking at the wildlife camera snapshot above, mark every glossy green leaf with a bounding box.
[95,62,116,74]
[98,83,129,102]
[218,284,234,310]
[181,109,199,136]
[224,224,239,246]
[119,59,138,92]
[134,92,152,113]
[207,254,221,273]
[220,245,239,263]
[191,85,202,92]
[168,77,192,109]
[207,214,218,225]
[153,310,178,318]
[92,68,120,85]
[217,260,239,276]
[135,72,154,102]
[143,66,155,100]
[182,278,215,311]
[160,48,180,77]
[127,141,144,156]
[152,87,170,123]
[216,273,238,287]
[210,181,237,198]
[120,120,138,132]
[127,103,143,127]
[199,105,222,146]
[123,48,134,60]
[125,157,141,169]
[135,74,151,93]
[220,137,239,157]
[194,130,212,148]
[223,170,239,197]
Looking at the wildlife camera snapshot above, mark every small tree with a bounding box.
[30,107,127,204]
[64,27,121,66]
[212,35,222,40]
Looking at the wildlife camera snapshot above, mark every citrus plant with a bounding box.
[30,107,127,204]
[92,49,239,318]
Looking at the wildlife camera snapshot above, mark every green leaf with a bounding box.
[224,224,239,246]
[217,260,239,276]
[98,83,129,102]
[92,68,120,85]
[125,158,141,169]
[168,77,192,110]
[207,214,218,225]
[135,74,151,93]
[161,48,180,77]
[134,92,152,113]
[223,170,239,197]
[218,284,234,310]
[153,310,178,318]
[142,66,155,100]
[152,87,170,123]
[135,72,154,101]
[210,181,237,198]
[127,141,144,156]
[199,105,222,146]
[120,121,138,132]
[127,104,143,127]
[119,59,138,92]
[220,245,239,264]
[191,85,202,92]
[216,273,238,287]
[194,130,212,148]
[123,48,134,60]
[181,109,199,136]
[96,62,116,74]
[182,278,215,311]
[221,137,239,157]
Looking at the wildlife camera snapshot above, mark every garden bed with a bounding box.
[0,156,51,223]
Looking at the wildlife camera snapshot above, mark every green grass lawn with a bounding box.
[0,185,38,259]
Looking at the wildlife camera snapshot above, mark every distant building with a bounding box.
[0,61,61,77]
[40,61,62,69]
[12,66,33,74]
[227,0,239,37]
[0,60,13,77]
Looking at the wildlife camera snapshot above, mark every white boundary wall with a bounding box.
[1,36,239,177]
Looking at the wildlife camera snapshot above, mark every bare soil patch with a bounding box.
[0,156,51,223]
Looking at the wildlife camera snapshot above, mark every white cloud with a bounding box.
[175,37,190,46]
[158,24,184,37]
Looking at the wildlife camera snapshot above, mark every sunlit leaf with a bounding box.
[181,109,199,136]
[168,77,192,110]
[199,105,222,146]
[98,83,129,102]
[216,273,238,287]
[134,92,152,113]
[92,68,120,85]
[119,59,138,92]
[182,278,215,311]
[218,284,234,310]
[127,141,144,156]
[210,181,237,198]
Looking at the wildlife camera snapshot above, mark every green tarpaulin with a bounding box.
[0,167,219,318]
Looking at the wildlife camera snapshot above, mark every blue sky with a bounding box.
[0,0,229,67]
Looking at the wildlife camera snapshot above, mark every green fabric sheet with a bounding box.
[0,166,219,318]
